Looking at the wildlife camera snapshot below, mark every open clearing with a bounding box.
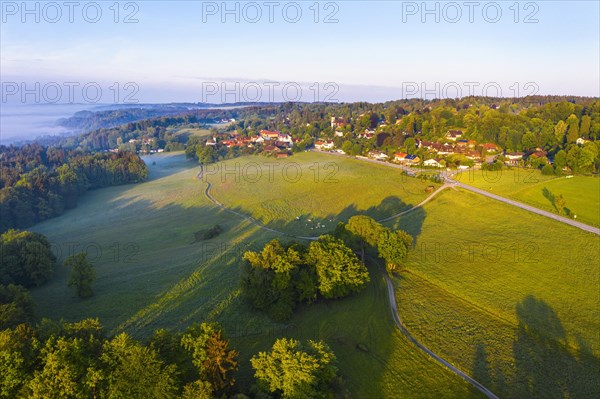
[205,152,438,236]
[30,152,477,398]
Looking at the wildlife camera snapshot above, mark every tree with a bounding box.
[0,230,56,287]
[579,115,591,138]
[28,334,104,399]
[566,114,579,143]
[554,150,567,171]
[541,164,555,175]
[554,121,567,144]
[345,215,384,260]
[180,323,238,394]
[306,235,369,299]
[0,325,38,398]
[521,131,538,151]
[377,229,413,272]
[250,338,338,399]
[555,195,566,215]
[66,253,96,299]
[101,333,178,399]
[404,137,417,155]
[341,140,353,154]
[0,284,35,329]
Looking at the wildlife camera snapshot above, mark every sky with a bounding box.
[1,0,599,104]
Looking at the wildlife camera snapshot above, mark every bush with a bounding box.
[541,164,555,175]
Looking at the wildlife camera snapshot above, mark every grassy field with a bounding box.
[205,152,438,236]
[456,167,600,227]
[167,125,214,138]
[385,188,600,398]
[30,152,476,398]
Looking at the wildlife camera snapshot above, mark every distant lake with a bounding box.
[0,103,101,144]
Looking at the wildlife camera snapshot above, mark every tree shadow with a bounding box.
[471,295,600,398]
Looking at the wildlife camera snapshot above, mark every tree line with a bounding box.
[0,144,148,232]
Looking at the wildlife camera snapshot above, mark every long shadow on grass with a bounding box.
[470,296,600,398]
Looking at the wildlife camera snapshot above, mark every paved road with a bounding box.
[313,150,600,236]
[449,180,600,235]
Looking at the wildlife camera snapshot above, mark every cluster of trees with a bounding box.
[1,318,343,399]
[0,230,56,329]
[335,215,413,273]
[0,144,148,231]
[0,319,241,399]
[241,236,370,322]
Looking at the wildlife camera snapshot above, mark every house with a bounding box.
[315,140,335,150]
[260,130,280,140]
[576,138,590,145]
[405,154,420,164]
[505,152,524,165]
[419,140,434,149]
[331,117,347,129]
[368,151,389,161]
[423,159,442,168]
[466,150,482,161]
[467,140,477,148]
[456,139,469,147]
[394,152,407,162]
[481,143,500,153]
[263,145,280,153]
[278,133,293,144]
[437,145,456,155]
[358,129,375,139]
[205,138,217,146]
[446,130,463,141]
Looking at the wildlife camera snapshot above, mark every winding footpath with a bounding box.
[197,165,500,398]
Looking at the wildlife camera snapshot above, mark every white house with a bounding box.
[315,140,335,150]
[424,159,442,168]
[368,151,389,161]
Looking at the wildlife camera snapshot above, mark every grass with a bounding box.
[30,152,476,398]
[167,125,214,138]
[456,167,600,227]
[205,152,438,236]
[385,188,600,398]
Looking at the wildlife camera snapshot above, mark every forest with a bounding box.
[0,144,148,232]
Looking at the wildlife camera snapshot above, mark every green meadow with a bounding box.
[385,188,600,398]
[30,152,477,398]
[456,167,600,227]
[205,152,438,237]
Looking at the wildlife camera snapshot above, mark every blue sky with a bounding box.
[1,0,599,103]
